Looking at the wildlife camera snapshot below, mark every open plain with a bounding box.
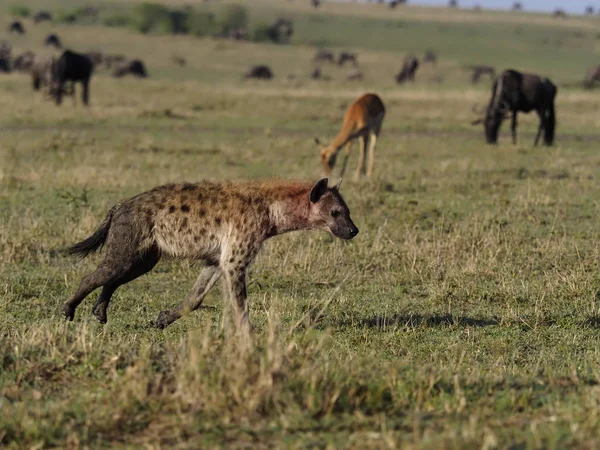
[1,0,600,448]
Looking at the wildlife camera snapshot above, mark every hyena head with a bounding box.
[309,178,358,240]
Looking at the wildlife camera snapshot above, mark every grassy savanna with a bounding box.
[2,0,600,448]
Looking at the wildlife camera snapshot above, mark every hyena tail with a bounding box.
[68,204,120,257]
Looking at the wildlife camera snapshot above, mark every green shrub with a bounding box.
[219,4,248,33]
[159,9,189,34]
[135,2,169,34]
[55,9,78,24]
[9,5,30,17]
[187,11,217,37]
[103,13,133,28]
[251,23,274,42]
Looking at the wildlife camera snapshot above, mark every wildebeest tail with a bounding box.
[68,204,119,257]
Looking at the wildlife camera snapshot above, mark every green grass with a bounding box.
[2,0,600,448]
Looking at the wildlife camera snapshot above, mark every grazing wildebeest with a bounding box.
[553,8,567,18]
[44,34,62,49]
[61,178,358,331]
[314,49,335,63]
[512,2,523,10]
[9,21,25,34]
[470,65,495,84]
[13,51,35,72]
[423,50,437,65]
[112,60,148,78]
[49,50,93,106]
[473,69,557,146]
[584,65,600,89]
[34,11,53,24]
[395,55,419,83]
[244,65,273,80]
[338,52,358,66]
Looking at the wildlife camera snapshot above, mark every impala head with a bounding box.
[315,138,335,176]
[308,178,358,240]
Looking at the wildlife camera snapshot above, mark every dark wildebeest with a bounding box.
[34,11,53,24]
[553,9,567,18]
[0,44,11,73]
[423,50,437,65]
[585,5,594,15]
[470,65,495,84]
[13,51,35,72]
[584,65,600,89]
[338,52,358,67]
[473,69,557,146]
[112,60,148,78]
[312,0,321,8]
[45,34,62,49]
[314,49,335,64]
[244,65,273,80]
[449,0,458,7]
[395,55,419,83]
[49,50,93,106]
[9,21,25,34]
[512,2,522,10]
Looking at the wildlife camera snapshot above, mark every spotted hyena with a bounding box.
[62,178,359,330]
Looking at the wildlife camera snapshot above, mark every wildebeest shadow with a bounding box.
[348,313,499,330]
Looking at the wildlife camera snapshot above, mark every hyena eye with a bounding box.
[331,210,341,218]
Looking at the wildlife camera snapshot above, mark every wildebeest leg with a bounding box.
[511,111,517,145]
[534,110,544,147]
[366,131,378,178]
[82,80,90,106]
[55,82,63,105]
[354,135,367,180]
[155,265,221,329]
[91,249,160,324]
[338,141,352,179]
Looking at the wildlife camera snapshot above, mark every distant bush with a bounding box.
[135,2,169,34]
[219,5,248,34]
[9,5,30,17]
[187,11,218,37]
[104,13,133,28]
[55,9,78,24]
[159,9,189,34]
[251,23,274,43]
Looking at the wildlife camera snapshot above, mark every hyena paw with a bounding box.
[62,303,75,321]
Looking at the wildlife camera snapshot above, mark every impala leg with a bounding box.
[354,135,367,180]
[366,132,378,178]
[339,141,352,179]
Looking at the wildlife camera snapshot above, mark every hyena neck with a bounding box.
[268,189,313,236]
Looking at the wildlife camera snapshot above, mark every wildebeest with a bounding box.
[553,8,567,18]
[448,0,458,7]
[395,55,419,83]
[584,65,600,89]
[9,21,25,34]
[244,65,273,80]
[33,11,53,24]
[585,5,594,15]
[470,65,495,84]
[314,49,335,63]
[112,60,148,78]
[423,50,437,65]
[338,52,358,66]
[44,34,62,49]
[473,69,557,146]
[0,43,11,73]
[512,2,523,10]
[49,50,93,106]
[312,0,321,8]
[13,51,35,72]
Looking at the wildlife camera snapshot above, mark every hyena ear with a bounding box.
[310,178,329,203]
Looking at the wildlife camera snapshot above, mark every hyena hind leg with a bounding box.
[91,249,161,324]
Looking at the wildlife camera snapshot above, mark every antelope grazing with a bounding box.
[62,178,358,332]
[316,93,385,179]
[472,69,557,146]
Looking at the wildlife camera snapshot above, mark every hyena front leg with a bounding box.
[155,265,221,329]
